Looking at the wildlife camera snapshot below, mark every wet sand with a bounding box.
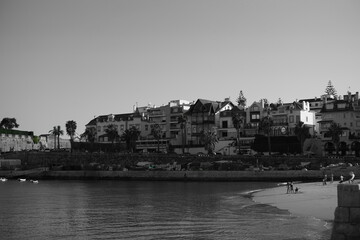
[252,181,341,221]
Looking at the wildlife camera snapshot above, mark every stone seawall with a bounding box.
[41,170,324,181]
[331,184,360,240]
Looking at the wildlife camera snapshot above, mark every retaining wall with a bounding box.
[42,170,324,181]
[331,184,360,240]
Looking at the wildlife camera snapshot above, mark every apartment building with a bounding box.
[85,111,151,143]
[299,94,336,136]
[185,98,234,145]
[269,101,316,137]
[319,92,360,155]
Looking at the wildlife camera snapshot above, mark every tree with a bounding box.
[231,111,244,154]
[65,120,77,141]
[177,115,187,154]
[259,116,273,155]
[201,129,218,154]
[151,124,162,152]
[105,124,119,145]
[121,126,140,152]
[0,118,19,129]
[325,80,337,97]
[294,121,310,154]
[236,90,247,108]
[49,125,64,149]
[81,128,96,143]
[327,122,343,155]
[65,120,77,152]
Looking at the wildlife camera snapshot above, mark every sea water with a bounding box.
[0,180,331,240]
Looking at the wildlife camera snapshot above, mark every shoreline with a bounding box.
[252,181,339,221]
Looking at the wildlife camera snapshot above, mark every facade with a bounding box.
[244,100,267,137]
[85,100,191,152]
[39,134,71,150]
[185,99,234,145]
[299,95,336,136]
[85,111,150,143]
[0,129,36,152]
[319,92,360,155]
[269,101,315,137]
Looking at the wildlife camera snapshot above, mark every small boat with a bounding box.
[0,177,8,182]
[18,178,26,182]
[30,180,39,184]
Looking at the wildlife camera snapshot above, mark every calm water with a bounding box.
[0,180,331,240]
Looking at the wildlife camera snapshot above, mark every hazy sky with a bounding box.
[1,0,360,137]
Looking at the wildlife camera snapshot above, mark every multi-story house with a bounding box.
[319,91,360,155]
[299,95,336,136]
[244,100,267,137]
[269,101,315,137]
[185,98,234,145]
[85,100,191,153]
[85,111,151,143]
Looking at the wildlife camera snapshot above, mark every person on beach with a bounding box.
[339,172,355,183]
[339,175,344,183]
[323,174,327,185]
[330,173,334,183]
[290,182,294,193]
[286,182,290,194]
[349,171,355,183]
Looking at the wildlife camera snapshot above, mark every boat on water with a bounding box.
[18,178,26,182]
[0,177,8,182]
[30,180,39,184]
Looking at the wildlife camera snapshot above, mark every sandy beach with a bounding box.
[252,181,341,221]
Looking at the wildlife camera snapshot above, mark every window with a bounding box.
[222,121,228,128]
[145,125,149,131]
[222,132,228,137]
[97,126,101,132]
[251,113,260,120]
[289,116,294,123]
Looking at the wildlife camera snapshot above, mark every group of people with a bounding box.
[323,171,355,185]
[286,182,299,194]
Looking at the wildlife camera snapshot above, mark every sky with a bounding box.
[1,0,360,137]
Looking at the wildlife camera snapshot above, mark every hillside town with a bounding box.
[1,81,360,157]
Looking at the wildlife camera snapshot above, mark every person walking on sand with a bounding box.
[323,174,327,185]
[286,182,290,194]
[349,171,355,183]
[330,173,334,183]
[339,175,344,183]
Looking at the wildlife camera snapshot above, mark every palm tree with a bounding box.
[327,122,343,155]
[105,124,119,145]
[65,120,77,141]
[49,125,64,149]
[259,116,273,155]
[177,115,187,154]
[201,129,218,154]
[151,124,162,152]
[66,120,77,152]
[121,126,140,152]
[294,121,310,154]
[231,111,244,154]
